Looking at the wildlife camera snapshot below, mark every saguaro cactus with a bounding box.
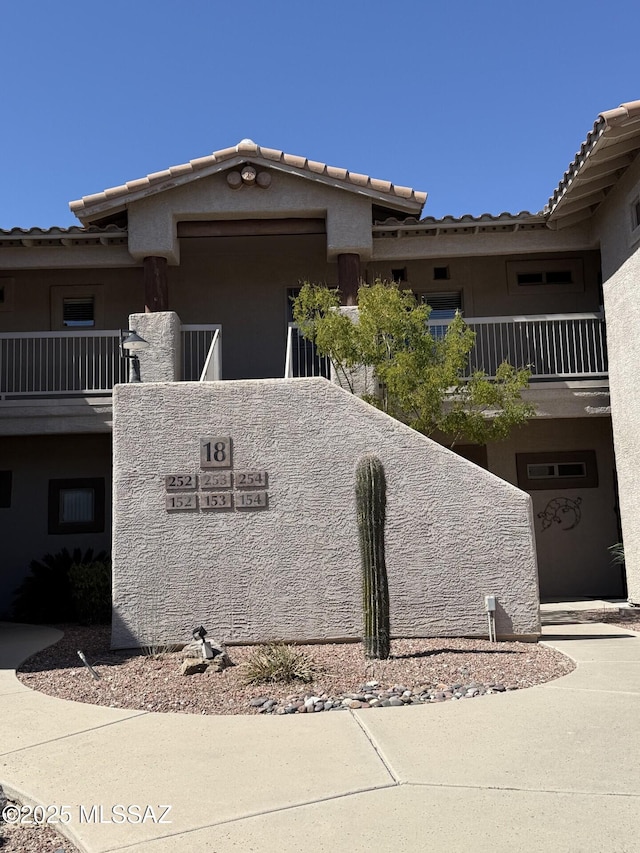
[356,454,390,660]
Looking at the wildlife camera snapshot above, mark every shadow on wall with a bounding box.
[495,601,514,639]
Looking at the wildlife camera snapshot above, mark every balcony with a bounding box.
[0,325,221,399]
[0,314,607,402]
[285,313,608,382]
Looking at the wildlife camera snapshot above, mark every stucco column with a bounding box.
[128,311,181,382]
[337,253,361,306]
[144,256,169,313]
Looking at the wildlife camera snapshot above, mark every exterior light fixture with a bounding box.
[120,329,150,383]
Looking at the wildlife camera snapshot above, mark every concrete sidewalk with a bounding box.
[1,619,639,853]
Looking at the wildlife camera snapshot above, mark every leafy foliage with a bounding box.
[608,542,625,568]
[12,548,110,624]
[293,280,533,445]
[69,560,112,625]
[242,643,317,685]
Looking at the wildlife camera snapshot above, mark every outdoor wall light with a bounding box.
[192,625,207,641]
[120,329,150,383]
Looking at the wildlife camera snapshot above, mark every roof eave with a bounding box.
[546,100,640,227]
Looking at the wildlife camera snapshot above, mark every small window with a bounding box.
[391,268,407,283]
[516,270,573,286]
[48,478,105,534]
[507,259,583,294]
[0,471,12,508]
[516,451,597,490]
[527,462,587,480]
[0,277,15,312]
[433,266,449,281]
[63,297,95,327]
[420,291,463,319]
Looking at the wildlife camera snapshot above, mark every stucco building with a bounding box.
[2,99,640,616]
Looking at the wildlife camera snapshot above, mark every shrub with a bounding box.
[12,547,110,624]
[242,643,317,685]
[69,560,112,625]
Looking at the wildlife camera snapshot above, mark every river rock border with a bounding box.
[248,679,508,713]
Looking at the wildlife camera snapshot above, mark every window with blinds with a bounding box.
[420,291,463,319]
[63,297,95,327]
[48,478,105,533]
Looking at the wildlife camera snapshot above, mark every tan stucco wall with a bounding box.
[0,433,112,617]
[111,379,540,649]
[127,168,375,263]
[486,418,622,600]
[601,248,640,604]
[593,153,640,603]
[371,223,595,262]
[367,250,602,318]
[0,267,143,332]
[592,154,640,280]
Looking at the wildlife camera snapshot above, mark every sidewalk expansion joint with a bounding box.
[403,781,640,799]
[97,783,398,852]
[350,709,400,784]
[0,711,149,758]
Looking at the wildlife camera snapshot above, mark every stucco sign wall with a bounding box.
[111,378,540,649]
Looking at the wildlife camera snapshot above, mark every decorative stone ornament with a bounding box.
[226,166,271,189]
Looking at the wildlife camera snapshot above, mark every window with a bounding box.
[63,297,95,327]
[0,471,12,508]
[433,266,449,281]
[51,285,104,330]
[48,478,105,534]
[516,451,598,490]
[419,291,463,319]
[0,277,15,312]
[391,268,407,283]
[506,259,584,294]
[516,270,573,286]
[418,291,463,338]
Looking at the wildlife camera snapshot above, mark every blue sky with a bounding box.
[1,0,638,228]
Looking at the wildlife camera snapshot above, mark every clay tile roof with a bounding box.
[547,99,640,223]
[70,139,427,221]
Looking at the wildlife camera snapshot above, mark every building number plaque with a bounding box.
[165,436,269,512]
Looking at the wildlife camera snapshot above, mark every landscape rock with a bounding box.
[180,658,209,676]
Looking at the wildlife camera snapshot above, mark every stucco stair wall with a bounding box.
[111,378,540,648]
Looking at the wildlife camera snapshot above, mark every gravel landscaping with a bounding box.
[17,624,577,716]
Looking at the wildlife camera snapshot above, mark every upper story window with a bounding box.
[0,277,14,312]
[516,270,573,285]
[0,471,12,508]
[419,291,463,320]
[63,297,95,327]
[506,258,584,294]
[51,285,104,330]
[433,266,450,281]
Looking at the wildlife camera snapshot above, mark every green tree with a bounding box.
[292,280,533,446]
